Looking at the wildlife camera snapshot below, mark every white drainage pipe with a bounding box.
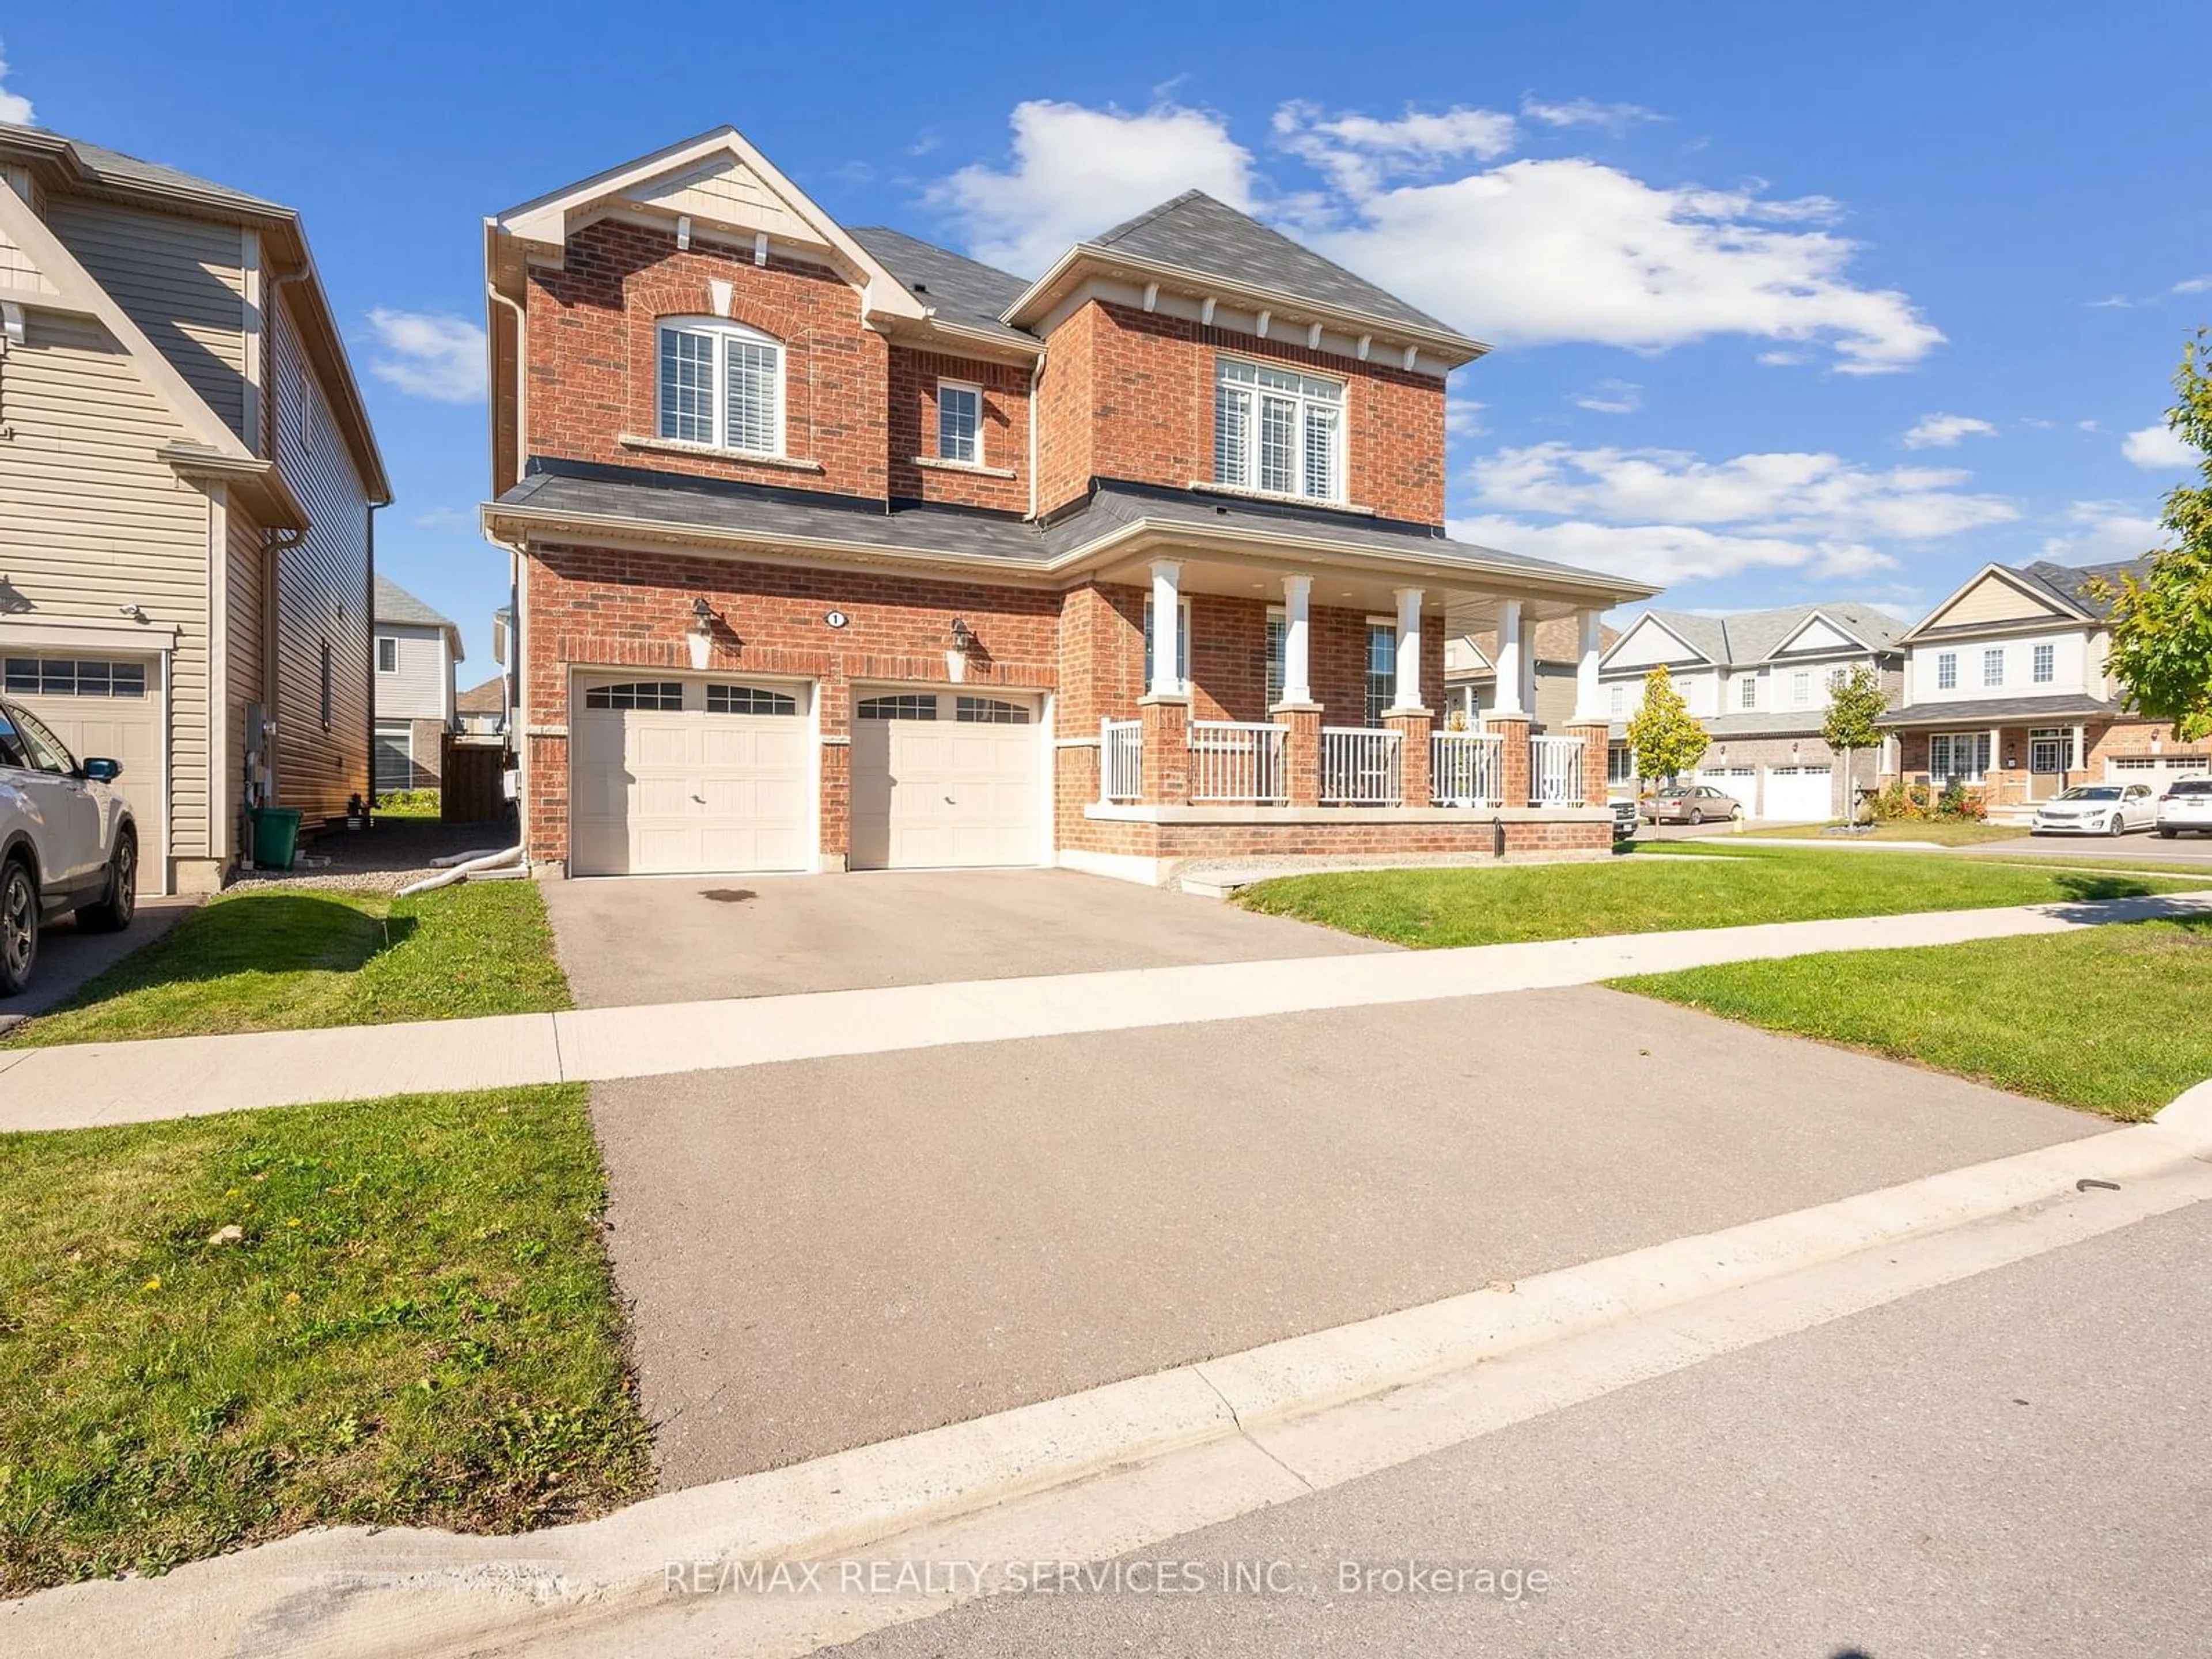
[395,844,524,899]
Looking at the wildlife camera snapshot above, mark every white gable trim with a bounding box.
[493,126,927,325]
[1766,609,1874,659]
[1600,612,1710,671]
[0,183,256,461]
[1902,563,2088,642]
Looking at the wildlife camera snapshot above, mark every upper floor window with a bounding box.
[1214,358,1344,503]
[377,637,399,674]
[1936,652,1957,692]
[1791,670,1812,707]
[1738,675,1757,710]
[937,381,982,464]
[2032,642,2055,684]
[1611,682,1627,718]
[657,317,784,455]
[1982,647,2005,688]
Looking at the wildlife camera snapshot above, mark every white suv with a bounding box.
[0,696,139,996]
[2157,777,2212,838]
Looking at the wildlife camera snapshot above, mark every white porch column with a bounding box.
[1391,586,1425,710]
[2072,721,2086,775]
[1988,724,2002,782]
[1147,559,1183,699]
[1279,574,1312,705]
[1493,599,1525,718]
[1572,608,1604,722]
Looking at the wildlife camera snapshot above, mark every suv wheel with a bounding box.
[0,858,36,997]
[79,827,138,933]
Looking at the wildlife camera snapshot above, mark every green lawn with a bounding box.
[1230,844,2202,949]
[0,1085,652,1594]
[1639,836,2212,881]
[1613,918,2212,1120]
[1743,820,2024,846]
[6,881,570,1047]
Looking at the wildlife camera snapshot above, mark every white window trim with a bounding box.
[1363,615,1397,727]
[935,379,983,466]
[1936,651,1957,692]
[1739,675,1758,710]
[1982,647,2005,688]
[2032,642,2056,684]
[1213,355,1347,505]
[656,315,787,459]
[377,635,399,675]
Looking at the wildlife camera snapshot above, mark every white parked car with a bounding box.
[2157,777,2212,838]
[0,696,139,996]
[2029,782,2158,837]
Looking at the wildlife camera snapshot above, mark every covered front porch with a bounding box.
[1057,550,1624,883]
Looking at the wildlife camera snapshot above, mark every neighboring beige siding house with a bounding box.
[0,124,388,893]
[1445,616,1620,732]
[372,575,463,791]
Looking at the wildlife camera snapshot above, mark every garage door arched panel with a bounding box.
[570,676,811,877]
[849,688,1042,870]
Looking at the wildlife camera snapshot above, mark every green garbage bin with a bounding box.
[251,806,302,871]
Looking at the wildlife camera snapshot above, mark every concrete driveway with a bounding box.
[541,868,1389,1007]
[0,896,196,1036]
[591,983,2101,1491]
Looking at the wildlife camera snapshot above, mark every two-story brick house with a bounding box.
[480,127,1656,885]
[1,124,388,894]
[1878,557,2208,814]
[1600,604,1907,820]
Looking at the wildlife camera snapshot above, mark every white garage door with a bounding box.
[570,677,810,876]
[849,690,1041,870]
[1761,764,1834,821]
[4,652,165,885]
[2107,753,2212,784]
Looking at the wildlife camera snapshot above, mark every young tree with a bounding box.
[1624,664,1709,785]
[1821,663,1891,821]
[2097,330,2212,740]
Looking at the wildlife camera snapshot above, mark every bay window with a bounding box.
[1215,358,1344,502]
[657,317,785,455]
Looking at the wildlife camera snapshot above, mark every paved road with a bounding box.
[820,1198,2212,1658]
[542,868,1388,1006]
[592,983,2098,1490]
[1971,831,2212,865]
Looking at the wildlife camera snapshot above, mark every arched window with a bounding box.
[657,317,785,456]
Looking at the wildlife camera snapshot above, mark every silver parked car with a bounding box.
[2157,777,2212,838]
[0,696,139,996]
[1641,782,1744,825]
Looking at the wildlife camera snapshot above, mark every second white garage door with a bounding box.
[570,677,810,876]
[1760,764,1834,822]
[849,690,1041,870]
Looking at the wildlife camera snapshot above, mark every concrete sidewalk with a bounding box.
[2,889,2206,1133]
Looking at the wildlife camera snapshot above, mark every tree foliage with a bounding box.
[2099,331,2212,741]
[1625,664,1709,782]
[1822,663,1891,822]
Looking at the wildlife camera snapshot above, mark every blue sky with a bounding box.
[3,1,2203,668]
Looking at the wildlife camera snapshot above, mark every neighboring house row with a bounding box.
[1877,557,2207,816]
[1600,603,1907,820]
[1445,615,1622,732]
[480,126,1656,885]
[0,123,388,893]
[457,672,509,738]
[372,575,463,793]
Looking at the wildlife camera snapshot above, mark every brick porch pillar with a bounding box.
[1566,721,1609,808]
[1139,693,1190,804]
[1385,709,1433,805]
[1275,702,1323,807]
[1490,715,1532,806]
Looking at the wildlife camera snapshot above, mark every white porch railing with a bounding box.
[1432,731,1505,806]
[1188,719,1288,804]
[1321,726,1402,805]
[1531,734,1586,805]
[1100,718,1142,803]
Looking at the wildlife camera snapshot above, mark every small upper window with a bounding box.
[2032,642,2055,684]
[937,382,982,464]
[1791,671,1812,707]
[1214,358,1345,503]
[1982,647,2005,688]
[377,637,399,674]
[657,317,785,456]
[1738,676,1757,710]
[1936,652,1957,692]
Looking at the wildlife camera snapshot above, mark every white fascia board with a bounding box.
[1599,612,1710,669]
[1764,608,1873,659]
[1900,563,2086,643]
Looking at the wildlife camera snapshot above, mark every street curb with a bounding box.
[12,1101,2212,1659]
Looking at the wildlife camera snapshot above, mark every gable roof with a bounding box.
[2016,557,2153,620]
[1603,603,1904,670]
[456,675,507,715]
[0,123,285,214]
[846,226,1032,348]
[1089,192,1459,339]
[373,575,463,657]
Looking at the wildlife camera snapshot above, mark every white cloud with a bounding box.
[2121,422,2199,471]
[2174,275,2212,294]
[2038,499,2167,563]
[0,38,33,126]
[927,100,1255,274]
[1570,378,1642,414]
[364,309,485,403]
[1465,441,2017,542]
[1518,96,1662,135]
[1450,512,1896,585]
[1445,397,1490,438]
[1900,412,1996,449]
[931,99,1942,373]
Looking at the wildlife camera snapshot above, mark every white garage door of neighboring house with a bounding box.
[1761,764,1834,822]
[570,676,810,877]
[849,690,1042,870]
[2106,753,2212,784]
[3,653,165,888]
[1694,765,1755,812]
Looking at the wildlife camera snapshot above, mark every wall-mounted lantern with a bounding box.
[687,596,715,671]
[946,617,976,684]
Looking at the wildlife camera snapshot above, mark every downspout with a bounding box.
[1027,346,1044,521]
[486,281,526,492]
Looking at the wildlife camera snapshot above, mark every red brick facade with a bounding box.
[1892,719,2212,806]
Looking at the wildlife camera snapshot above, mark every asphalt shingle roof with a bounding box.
[0,122,287,215]
[373,575,459,633]
[1088,191,1461,338]
[1876,692,2119,727]
[1619,603,1907,668]
[847,226,1033,346]
[2014,557,2153,620]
